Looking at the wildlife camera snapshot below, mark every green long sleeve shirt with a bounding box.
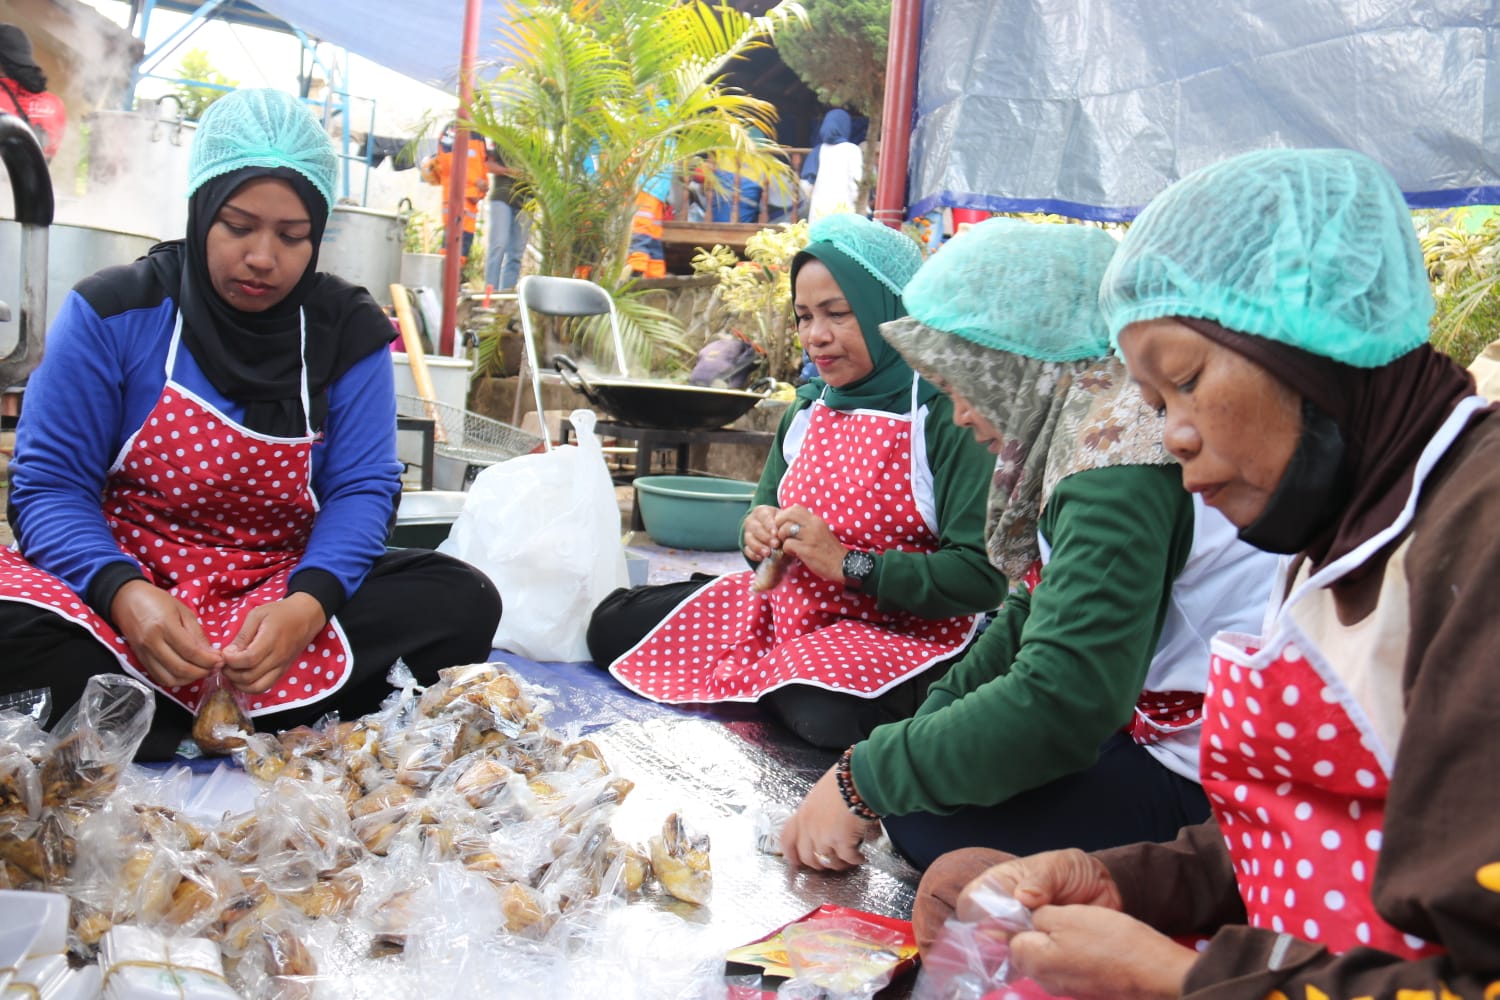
[745,394,1006,619]
[852,463,1195,817]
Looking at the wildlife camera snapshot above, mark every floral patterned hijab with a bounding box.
[881,320,1170,582]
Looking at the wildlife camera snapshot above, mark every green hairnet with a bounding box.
[1101,148,1433,368]
[187,88,337,213]
[900,218,1118,361]
[804,214,923,296]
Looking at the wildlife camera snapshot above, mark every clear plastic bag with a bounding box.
[912,885,1070,1000]
[438,408,629,661]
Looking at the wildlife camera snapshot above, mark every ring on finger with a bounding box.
[787,523,802,539]
[813,851,832,865]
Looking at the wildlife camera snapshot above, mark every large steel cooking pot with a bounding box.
[553,354,774,431]
[85,98,196,241]
[0,221,156,358]
[1,112,53,390]
[320,204,407,306]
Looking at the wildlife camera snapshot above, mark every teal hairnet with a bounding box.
[187,89,337,213]
[900,218,1119,361]
[1101,148,1433,369]
[804,214,923,296]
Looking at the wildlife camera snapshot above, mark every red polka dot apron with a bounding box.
[0,313,354,717]
[1202,635,1441,957]
[1193,399,1497,960]
[610,386,980,703]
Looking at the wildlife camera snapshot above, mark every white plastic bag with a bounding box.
[440,409,628,661]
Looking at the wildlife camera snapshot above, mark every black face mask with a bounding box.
[1237,398,1351,555]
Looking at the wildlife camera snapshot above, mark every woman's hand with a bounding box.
[742,504,781,562]
[222,593,327,695]
[775,505,848,583]
[1011,906,1197,1000]
[780,765,880,871]
[111,580,223,689]
[956,848,1123,919]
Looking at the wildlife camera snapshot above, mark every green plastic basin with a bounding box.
[633,475,756,551]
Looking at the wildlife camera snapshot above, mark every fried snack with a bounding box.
[240,733,289,783]
[613,841,651,894]
[41,731,121,810]
[278,726,332,760]
[393,722,460,788]
[349,783,416,820]
[751,546,792,592]
[454,758,516,809]
[0,753,38,817]
[193,682,253,755]
[283,869,363,920]
[498,881,548,932]
[72,903,115,949]
[0,815,46,884]
[351,807,408,856]
[369,887,420,954]
[161,872,222,930]
[649,812,711,906]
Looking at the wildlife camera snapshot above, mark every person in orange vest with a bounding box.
[420,122,489,266]
[0,24,66,161]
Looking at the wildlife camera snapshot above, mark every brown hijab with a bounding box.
[1180,318,1480,582]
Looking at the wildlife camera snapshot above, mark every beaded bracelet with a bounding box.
[835,746,880,820]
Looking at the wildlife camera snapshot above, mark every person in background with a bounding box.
[916,148,1500,998]
[484,143,529,292]
[709,126,769,224]
[588,214,1006,748]
[0,23,65,162]
[627,162,674,280]
[420,121,489,268]
[779,218,1276,874]
[805,109,863,221]
[0,90,501,759]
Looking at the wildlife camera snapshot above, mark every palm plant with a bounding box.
[468,0,805,373]
[1419,211,1500,366]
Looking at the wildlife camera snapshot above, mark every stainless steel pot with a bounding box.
[0,221,156,359]
[84,98,196,241]
[320,204,408,305]
[1,113,53,391]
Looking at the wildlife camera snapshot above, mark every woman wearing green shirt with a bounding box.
[780,218,1278,870]
[588,214,1006,749]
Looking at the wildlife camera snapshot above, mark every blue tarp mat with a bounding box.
[910,0,1500,220]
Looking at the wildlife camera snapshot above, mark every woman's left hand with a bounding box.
[1009,905,1197,1000]
[775,505,849,584]
[780,765,880,871]
[222,593,328,694]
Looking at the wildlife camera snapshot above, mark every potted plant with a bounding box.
[691,221,809,386]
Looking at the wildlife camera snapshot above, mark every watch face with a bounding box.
[843,549,875,588]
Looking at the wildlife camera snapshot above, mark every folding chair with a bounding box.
[513,275,629,449]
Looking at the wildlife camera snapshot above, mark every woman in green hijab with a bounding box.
[588,214,1005,748]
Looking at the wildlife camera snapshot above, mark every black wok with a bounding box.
[553,355,775,431]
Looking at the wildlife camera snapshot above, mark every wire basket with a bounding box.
[396,394,544,468]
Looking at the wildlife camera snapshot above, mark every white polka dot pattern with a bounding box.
[0,387,352,716]
[612,403,976,702]
[1202,638,1442,960]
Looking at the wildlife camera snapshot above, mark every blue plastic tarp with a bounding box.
[909,0,1500,220]
[246,0,518,88]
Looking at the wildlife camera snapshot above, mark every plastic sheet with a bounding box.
[910,0,1500,220]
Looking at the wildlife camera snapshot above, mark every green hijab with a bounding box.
[791,241,940,413]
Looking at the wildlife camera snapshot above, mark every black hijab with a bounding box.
[146,165,395,437]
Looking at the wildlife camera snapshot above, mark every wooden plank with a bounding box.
[390,283,447,444]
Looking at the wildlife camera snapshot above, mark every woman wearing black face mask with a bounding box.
[916,148,1500,1000]
[0,89,500,758]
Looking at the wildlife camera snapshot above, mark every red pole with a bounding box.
[874,0,922,229]
[439,0,485,357]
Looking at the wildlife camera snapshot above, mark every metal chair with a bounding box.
[513,275,629,448]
